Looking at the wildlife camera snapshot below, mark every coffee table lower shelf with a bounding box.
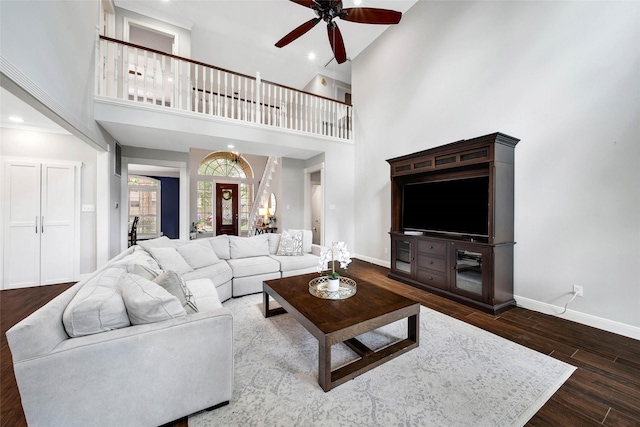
[263,279,420,392]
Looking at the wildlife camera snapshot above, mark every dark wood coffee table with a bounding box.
[263,273,420,392]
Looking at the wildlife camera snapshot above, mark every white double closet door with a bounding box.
[2,160,80,289]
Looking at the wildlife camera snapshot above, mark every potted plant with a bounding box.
[318,242,352,291]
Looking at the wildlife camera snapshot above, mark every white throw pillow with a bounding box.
[176,242,220,269]
[148,247,193,274]
[287,229,313,253]
[276,230,303,256]
[122,273,187,325]
[268,233,281,255]
[154,270,198,314]
[229,235,270,258]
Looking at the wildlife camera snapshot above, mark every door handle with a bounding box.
[41,216,44,233]
[36,216,38,233]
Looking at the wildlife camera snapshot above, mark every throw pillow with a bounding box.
[229,235,270,258]
[176,242,220,269]
[287,229,313,253]
[276,230,303,256]
[122,273,187,325]
[63,268,130,337]
[153,270,198,314]
[132,263,161,281]
[148,247,193,274]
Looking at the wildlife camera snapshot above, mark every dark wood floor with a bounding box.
[2,259,639,427]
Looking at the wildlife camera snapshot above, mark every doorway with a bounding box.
[216,183,239,236]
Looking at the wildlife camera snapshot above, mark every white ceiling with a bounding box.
[0,87,70,135]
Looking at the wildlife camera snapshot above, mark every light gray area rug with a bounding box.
[190,294,575,427]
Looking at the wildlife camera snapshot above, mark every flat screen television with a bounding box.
[402,176,489,237]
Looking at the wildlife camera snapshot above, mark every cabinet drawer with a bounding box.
[417,240,447,256]
[417,254,446,272]
[416,269,448,290]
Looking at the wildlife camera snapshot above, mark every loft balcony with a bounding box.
[95,36,353,152]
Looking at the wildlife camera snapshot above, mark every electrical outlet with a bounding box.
[573,285,583,297]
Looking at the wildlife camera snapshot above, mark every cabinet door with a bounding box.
[391,235,414,278]
[40,164,77,285]
[449,243,491,303]
[3,162,42,289]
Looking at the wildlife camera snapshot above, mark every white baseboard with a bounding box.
[352,255,640,341]
[353,253,390,269]
[516,296,640,341]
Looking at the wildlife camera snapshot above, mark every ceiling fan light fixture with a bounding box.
[275,0,402,64]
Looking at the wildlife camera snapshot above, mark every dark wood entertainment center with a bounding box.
[387,132,519,314]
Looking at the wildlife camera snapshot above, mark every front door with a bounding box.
[216,183,238,236]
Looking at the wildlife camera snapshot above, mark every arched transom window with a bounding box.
[196,152,254,234]
[198,151,253,178]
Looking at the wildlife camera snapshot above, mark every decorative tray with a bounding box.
[309,276,357,300]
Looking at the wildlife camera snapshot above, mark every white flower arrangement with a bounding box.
[317,241,352,280]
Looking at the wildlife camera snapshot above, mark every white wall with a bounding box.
[1,128,98,274]
[353,2,640,334]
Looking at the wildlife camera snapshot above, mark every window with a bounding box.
[129,175,160,238]
[197,152,254,234]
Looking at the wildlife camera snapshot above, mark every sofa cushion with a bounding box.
[229,235,270,258]
[137,236,175,251]
[111,249,161,271]
[276,230,303,256]
[185,278,223,312]
[148,247,193,275]
[182,262,233,287]
[176,242,220,269]
[209,235,230,260]
[122,274,187,325]
[226,256,280,278]
[287,229,313,253]
[154,271,198,314]
[270,253,319,273]
[62,268,130,337]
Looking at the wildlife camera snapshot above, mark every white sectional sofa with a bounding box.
[6,230,321,427]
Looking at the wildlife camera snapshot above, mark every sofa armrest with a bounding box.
[311,244,324,256]
[12,309,233,427]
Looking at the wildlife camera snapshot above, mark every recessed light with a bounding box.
[9,116,24,123]
[354,0,362,5]
[308,52,316,61]
[227,144,235,149]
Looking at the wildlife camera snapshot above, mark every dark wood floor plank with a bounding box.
[604,407,640,427]
[572,349,640,388]
[462,312,578,357]
[530,398,605,426]
[551,352,640,423]
[2,259,639,427]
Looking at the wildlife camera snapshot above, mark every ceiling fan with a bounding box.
[275,0,402,64]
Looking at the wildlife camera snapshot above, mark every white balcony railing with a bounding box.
[96,36,352,140]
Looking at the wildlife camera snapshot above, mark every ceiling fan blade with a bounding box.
[288,0,316,8]
[327,22,347,64]
[341,7,402,25]
[275,17,321,48]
